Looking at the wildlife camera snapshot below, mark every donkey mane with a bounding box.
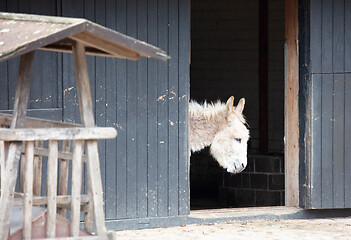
[189,100,246,124]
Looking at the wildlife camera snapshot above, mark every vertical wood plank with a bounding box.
[147,0,159,217]
[95,0,107,215]
[33,141,43,196]
[0,51,34,240]
[333,74,345,208]
[321,0,333,73]
[168,0,179,216]
[332,0,344,73]
[72,42,107,236]
[46,140,58,238]
[311,74,322,208]
[157,0,169,217]
[116,0,128,219]
[126,0,138,219]
[321,74,333,208]
[345,74,351,207]
[105,0,118,220]
[310,0,322,73]
[137,0,148,219]
[23,141,34,240]
[71,140,83,237]
[285,0,299,207]
[345,0,351,72]
[58,140,71,216]
[20,153,26,193]
[0,140,5,191]
[178,0,191,215]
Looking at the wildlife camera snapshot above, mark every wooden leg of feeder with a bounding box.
[0,51,34,240]
[23,141,34,240]
[73,42,106,236]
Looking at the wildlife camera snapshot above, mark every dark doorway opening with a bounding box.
[190,0,285,210]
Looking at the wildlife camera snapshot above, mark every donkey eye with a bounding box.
[234,138,242,143]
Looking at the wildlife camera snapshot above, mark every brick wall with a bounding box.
[219,154,285,207]
[191,0,285,152]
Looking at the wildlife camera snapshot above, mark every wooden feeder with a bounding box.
[0,12,169,239]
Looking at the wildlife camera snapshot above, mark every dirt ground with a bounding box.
[115,217,351,239]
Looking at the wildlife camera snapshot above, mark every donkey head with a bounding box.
[210,96,250,174]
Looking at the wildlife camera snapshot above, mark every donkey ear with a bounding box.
[236,98,245,113]
[225,96,234,114]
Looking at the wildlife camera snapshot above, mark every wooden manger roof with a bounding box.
[0,12,170,63]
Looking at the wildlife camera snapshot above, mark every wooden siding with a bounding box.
[308,0,351,209]
[0,0,190,224]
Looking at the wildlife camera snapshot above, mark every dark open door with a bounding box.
[300,0,351,209]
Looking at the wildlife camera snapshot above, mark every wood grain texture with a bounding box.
[23,141,34,240]
[285,0,299,207]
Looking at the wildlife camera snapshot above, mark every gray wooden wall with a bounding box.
[0,0,190,223]
[307,0,351,209]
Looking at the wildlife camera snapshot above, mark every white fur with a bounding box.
[189,96,250,174]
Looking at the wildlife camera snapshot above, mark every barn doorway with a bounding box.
[190,0,286,210]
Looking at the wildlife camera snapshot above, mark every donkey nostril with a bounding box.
[242,163,245,168]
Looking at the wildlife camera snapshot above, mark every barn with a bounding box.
[0,0,350,231]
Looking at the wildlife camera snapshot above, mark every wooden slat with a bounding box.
[136,0,148,218]
[126,0,138,219]
[345,74,351,207]
[20,152,25,193]
[321,0,333,73]
[310,0,321,73]
[311,74,322,208]
[333,74,345,208]
[13,194,90,206]
[73,41,107,236]
[71,140,83,237]
[168,0,179,216]
[23,141,34,240]
[285,0,299,207]
[147,0,158,218]
[105,0,117,220]
[33,141,43,196]
[157,0,169,217]
[58,140,71,216]
[178,0,191,215]
[116,0,127,219]
[321,74,333,208]
[46,140,58,238]
[0,140,5,191]
[0,127,117,141]
[0,51,34,240]
[332,0,345,73]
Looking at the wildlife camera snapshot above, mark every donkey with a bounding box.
[189,96,249,174]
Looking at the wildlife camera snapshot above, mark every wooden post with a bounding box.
[46,140,58,238]
[58,140,71,216]
[72,41,107,236]
[23,141,34,240]
[33,140,43,196]
[0,51,34,240]
[71,140,83,237]
[285,0,299,207]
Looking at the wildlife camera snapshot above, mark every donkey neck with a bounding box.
[189,102,228,152]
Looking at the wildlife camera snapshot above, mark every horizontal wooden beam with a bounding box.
[0,113,80,128]
[70,31,140,60]
[13,194,90,206]
[0,127,117,141]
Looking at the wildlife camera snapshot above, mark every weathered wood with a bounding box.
[0,113,80,128]
[285,0,299,207]
[20,152,25,193]
[0,51,34,240]
[46,140,58,238]
[0,127,117,141]
[71,140,83,237]
[0,140,5,191]
[33,141,44,196]
[58,140,71,216]
[13,194,90,206]
[73,41,107,236]
[23,141,34,240]
[70,32,139,60]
